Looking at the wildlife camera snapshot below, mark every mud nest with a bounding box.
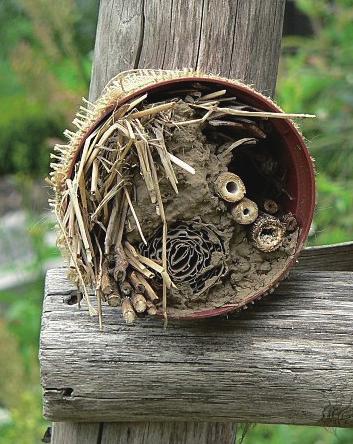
[49,70,314,325]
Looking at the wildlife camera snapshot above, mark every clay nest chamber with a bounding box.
[49,69,316,325]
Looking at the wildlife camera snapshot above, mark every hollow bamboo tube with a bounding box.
[131,293,147,313]
[133,272,159,302]
[129,271,145,293]
[231,198,258,225]
[250,215,285,252]
[214,172,245,203]
[146,300,157,316]
[263,199,279,215]
[121,298,136,324]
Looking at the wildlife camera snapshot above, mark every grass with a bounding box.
[243,424,353,444]
[0,279,48,444]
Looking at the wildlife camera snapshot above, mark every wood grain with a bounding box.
[41,267,353,427]
[51,422,235,444]
[89,0,285,100]
[298,241,353,272]
[101,422,236,444]
[51,422,101,444]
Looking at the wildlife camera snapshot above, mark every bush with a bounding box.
[277,0,353,245]
[0,96,62,176]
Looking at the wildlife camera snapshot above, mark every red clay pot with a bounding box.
[74,76,316,320]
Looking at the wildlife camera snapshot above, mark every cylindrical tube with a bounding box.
[129,271,146,293]
[131,293,147,313]
[250,215,285,252]
[231,198,258,225]
[122,298,136,324]
[263,199,279,215]
[120,281,133,297]
[214,172,246,203]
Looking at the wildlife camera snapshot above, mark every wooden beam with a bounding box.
[297,241,353,272]
[51,423,101,444]
[89,0,285,101]
[42,267,353,428]
[51,422,235,444]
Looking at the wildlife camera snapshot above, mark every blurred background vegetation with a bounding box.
[0,0,352,443]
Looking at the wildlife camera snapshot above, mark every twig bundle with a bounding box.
[52,93,198,323]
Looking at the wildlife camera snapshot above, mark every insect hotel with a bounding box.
[40,1,353,443]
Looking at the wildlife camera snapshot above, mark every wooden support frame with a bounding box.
[43,243,353,443]
[40,1,353,442]
[43,264,353,424]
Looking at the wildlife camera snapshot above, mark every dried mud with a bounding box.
[126,103,298,315]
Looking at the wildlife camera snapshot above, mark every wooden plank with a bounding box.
[89,0,285,100]
[298,241,353,271]
[41,268,353,427]
[89,0,144,101]
[51,422,101,444]
[100,422,236,444]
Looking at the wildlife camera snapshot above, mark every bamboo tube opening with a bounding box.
[250,215,286,252]
[231,198,258,225]
[215,172,246,203]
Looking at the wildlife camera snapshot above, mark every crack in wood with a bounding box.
[134,0,145,68]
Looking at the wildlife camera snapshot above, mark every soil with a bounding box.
[125,102,298,315]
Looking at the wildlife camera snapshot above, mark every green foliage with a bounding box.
[277,0,353,245]
[243,423,353,444]
[0,283,47,444]
[0,0,97,178]
[0,95,62,176]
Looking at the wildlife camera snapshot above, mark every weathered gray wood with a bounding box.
[51,421,236,444]
[51,421,234,444]
[41,268,353,427]
[298,241,353,272]
[89,0,285,100]
[51,422,101,444]
[100,422,236,444]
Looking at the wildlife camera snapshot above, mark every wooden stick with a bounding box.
[134,272,159,302]
[107,292,120,307]
[101,260,113,295]
[146,299,157,316]
[131,294,147,313]
[129,271,146,293]
[121,298,136,324]
[192,103,316,119]
[113,246,129,282]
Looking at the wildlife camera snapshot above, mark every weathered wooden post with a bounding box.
[40,0,353,442]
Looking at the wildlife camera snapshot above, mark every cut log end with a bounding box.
[121,298,136,324]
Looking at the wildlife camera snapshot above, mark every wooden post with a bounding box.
[89,0,285,101]
[44,1,286,442]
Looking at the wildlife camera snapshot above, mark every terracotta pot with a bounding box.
[73,76,316,320]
